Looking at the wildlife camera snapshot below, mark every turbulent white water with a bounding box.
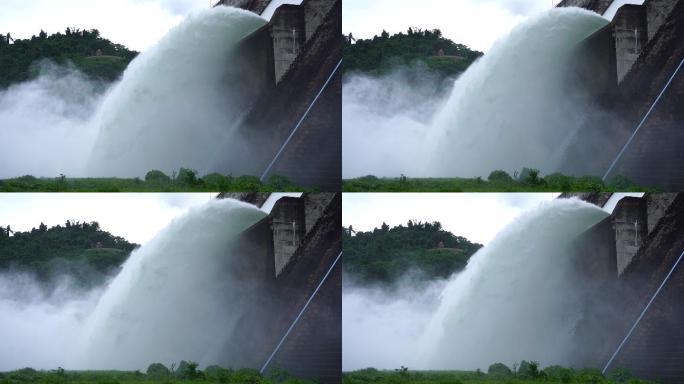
[87,7,267,177]
[0,198,267,370]
[0,274,103,370]
[0,7,267,178]
[343,8,609,178]
[0,63,104,178]
[72,199,266,369]
[343,199,609,371]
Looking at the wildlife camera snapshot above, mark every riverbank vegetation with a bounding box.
[0,169,309,192]
[0,363,311,384]
[0,28,137,88]
[343,169,651,192]
[344,28,482,77]
[0,221,136,289]
[344,363,652,384]
[344,221,481,285]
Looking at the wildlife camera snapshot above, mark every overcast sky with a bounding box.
[0,193,213,245]
[0,0,213,52]
[343,193,559,246]
[343,0,563,52]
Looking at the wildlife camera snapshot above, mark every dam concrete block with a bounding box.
[645,0,679,41]
[271,196,306,275]
[612,196,648,275]
[303,0,335,41]
[645,193,678,234]
[607,194,684,383]
[270,4,306,83]
[613,4,648,82]
[303,193,335,234]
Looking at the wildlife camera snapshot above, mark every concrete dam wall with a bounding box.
[557,0,684,189]
[216,0,341,190]
[217,193,341,384]
[564,193,684,382]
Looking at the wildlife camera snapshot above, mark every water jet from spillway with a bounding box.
[342,8,609,178]
[342,199,610,371]
[0,199,269,371]
[87,7,267,177]
[70,198,267,369]
[419,199,608,369]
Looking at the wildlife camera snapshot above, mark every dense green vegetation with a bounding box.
[0,28,137,88]
[344,28,483,77]
[344,221,481,285]
[343,169,652,192]
[0,220,136,289]
[344,363,653,384]
[0,363,311,384]
[0,169,310,192]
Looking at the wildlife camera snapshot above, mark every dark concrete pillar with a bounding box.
[613,4,648,82]
[612,196,648,274]
[270,196,306,275]
[270,5,306,83]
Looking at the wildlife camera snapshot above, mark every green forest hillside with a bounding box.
[343,221,482,284]
[344,28,483,77]
[0,221,137,289]
[0,28,137,88]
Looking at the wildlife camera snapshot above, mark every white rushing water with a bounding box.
[0,7,267,178]
[343,8,609,178]
[87,7,266,177]
[72,199,266,369]
[0,198,267,370]
[343,198,609,371]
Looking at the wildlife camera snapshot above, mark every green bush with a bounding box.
[174,360,202,379]
[487,362,512,378]
[144,170,171,184]
[517,360,541,379]
[234,175,264,191]
[146,363,171,379]
[545,173,574,191]
[576,368,606,384]
[520,168,542,186]
[608,368,634,383]
[608,175,634,191]
[488,170,514,183]
[203,173,230,189]
[176,168,199,186]
[545,365,574,383]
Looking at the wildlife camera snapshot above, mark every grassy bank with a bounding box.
[344,365,653,384]
[0,169,311,192]
[343,170,652,192]
[0,365,312,384]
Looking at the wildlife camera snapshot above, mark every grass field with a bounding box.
[0,173,311,192]
[342,171,653,192]
[343,366,653,384]
[0,366,312,384]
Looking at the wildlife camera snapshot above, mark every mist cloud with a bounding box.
[0,61,105,178]
[343,8,610,179]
